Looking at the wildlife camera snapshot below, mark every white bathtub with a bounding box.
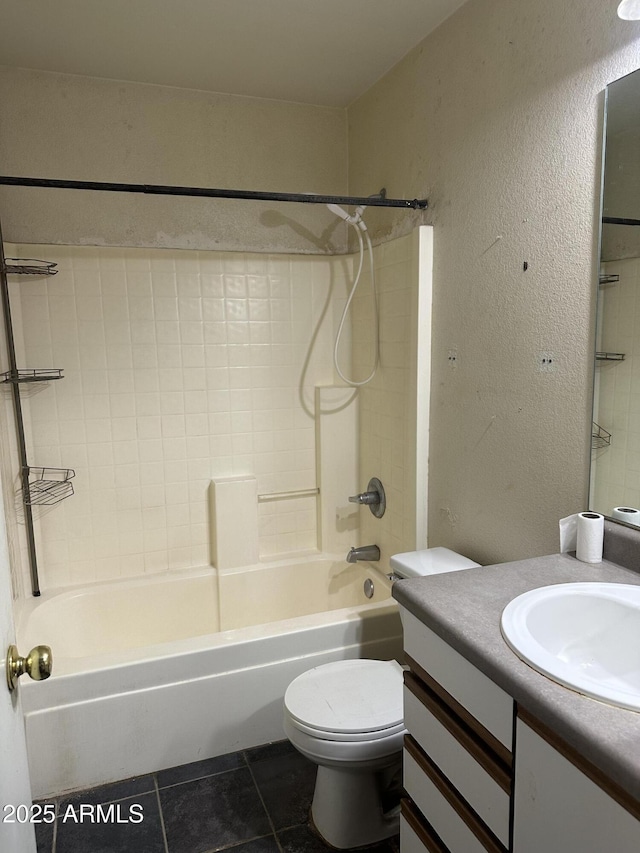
[16,555,402,798]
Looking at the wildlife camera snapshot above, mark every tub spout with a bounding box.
[346,545,380,563]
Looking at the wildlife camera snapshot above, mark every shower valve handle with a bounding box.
[347,477,386,518]
[349,491,378,505]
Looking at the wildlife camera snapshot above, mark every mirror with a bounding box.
[590,67,640,524]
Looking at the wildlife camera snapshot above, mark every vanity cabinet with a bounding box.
[399,608,640,853]
[513,712,640,853]
[400,609,514,853]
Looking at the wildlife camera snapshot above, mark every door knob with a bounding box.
[6,644,52,692]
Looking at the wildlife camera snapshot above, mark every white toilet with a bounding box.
[283,547,480,849]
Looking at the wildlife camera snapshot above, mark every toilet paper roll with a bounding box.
[612,506,640,526]
[576,512,604,564]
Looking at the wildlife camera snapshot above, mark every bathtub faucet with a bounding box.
[346,545,380,563]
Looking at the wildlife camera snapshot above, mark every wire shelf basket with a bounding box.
[4,258,58,277]
[592,423,612,450]
[1,369,64,384]
[595,352,625,362]
[599,273,620,287]
[25,467,75,506]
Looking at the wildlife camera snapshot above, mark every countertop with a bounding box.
[392,552,640,802]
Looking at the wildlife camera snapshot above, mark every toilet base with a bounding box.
[310,758,401,849]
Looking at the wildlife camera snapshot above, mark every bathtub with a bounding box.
[16,554,403,798]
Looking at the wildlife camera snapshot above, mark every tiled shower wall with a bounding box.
[3,245,353,593]
[3,231,426,597]
[591,256,640,515]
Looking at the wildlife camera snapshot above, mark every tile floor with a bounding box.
[34,740,400,853]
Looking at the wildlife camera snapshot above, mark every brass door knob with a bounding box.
[6,644,52,692]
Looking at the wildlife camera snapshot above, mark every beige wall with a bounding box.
[348,0,640,563]
[0,67,348,254]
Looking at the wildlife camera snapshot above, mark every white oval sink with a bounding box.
[501,582,640,711]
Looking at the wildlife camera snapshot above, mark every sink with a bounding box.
[500,582,640,711]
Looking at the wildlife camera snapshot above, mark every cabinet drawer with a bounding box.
[402,609,513,750]
[404,740,507,853]
[404,678,511,847]
[401,800,449,853]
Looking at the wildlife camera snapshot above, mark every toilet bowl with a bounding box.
[284,658,405,849]
[283,547,481,849]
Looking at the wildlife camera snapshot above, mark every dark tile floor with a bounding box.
[35,740,400,853]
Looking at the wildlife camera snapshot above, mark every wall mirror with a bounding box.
[590,66,640,524]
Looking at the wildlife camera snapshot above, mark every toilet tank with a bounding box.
[390,547,480,579]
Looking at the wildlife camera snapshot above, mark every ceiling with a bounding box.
[0,0,467,107]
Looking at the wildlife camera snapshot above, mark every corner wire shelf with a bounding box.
[595,352,625,361]
[1,368,63,383]
[25,467,75,507]
[3,258,58,276]
[599,274,619,287]
[592,423,612,450]
[0,236,70,595]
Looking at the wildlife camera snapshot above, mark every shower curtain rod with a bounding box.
[0,175,428,210]
[603,216,640,226]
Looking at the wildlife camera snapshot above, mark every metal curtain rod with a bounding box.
[0,175,428,210]
[603,216,640,226]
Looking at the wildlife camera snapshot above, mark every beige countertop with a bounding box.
[392,552,640,802]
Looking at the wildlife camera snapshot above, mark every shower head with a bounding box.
[327,203,353,222]
[327,203,368,231]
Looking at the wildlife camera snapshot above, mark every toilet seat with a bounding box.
[284,659,404,742]
[283,715,405,764]
[288,717,405,742]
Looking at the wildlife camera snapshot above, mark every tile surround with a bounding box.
[3,233,423,595]
[5,245,350,590]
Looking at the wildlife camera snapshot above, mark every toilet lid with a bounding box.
[284,659,404,737]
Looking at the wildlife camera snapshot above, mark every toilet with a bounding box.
[283,547,480,849]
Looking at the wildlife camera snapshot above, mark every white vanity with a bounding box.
[393,547,640,853]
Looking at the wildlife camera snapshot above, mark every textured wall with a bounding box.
[348,0,640,563]
[0,67,348,254]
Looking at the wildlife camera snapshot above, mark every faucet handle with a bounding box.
[348,478,386,518]
[349,491,378,505]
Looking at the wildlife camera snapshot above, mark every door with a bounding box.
[0,489,37,853]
